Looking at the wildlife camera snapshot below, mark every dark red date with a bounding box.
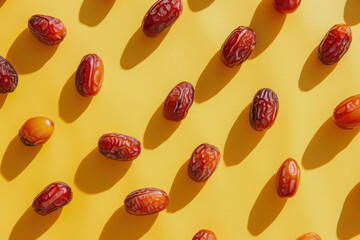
[273,0,301,14]
[193,230,217,240]
[0,56,18,93]
[276,158,300,198]
[333,94,360,129]
[297,232,322,240]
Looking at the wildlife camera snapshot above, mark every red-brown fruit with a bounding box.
[333,94,360,129]
[0,56,18,93]
[276,158,300,198]
[273,0,301,14]
[193,229,217,240]
[33,182,72,216]
[297,232,322,240]
[19,117,54,146]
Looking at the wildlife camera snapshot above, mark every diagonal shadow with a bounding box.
[79,0,116,27]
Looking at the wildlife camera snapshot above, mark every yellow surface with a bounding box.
[0,0,360,239]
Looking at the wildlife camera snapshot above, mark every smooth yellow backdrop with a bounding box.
[0,0,360,239]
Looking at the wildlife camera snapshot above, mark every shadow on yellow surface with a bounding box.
[6,29,58,74]
[0,93,7,109]
[1,135,42,181]
[195,51,240,103]
[224,104,265,166]
[167,160,205,213]
[187,0,215,11]
[79,0,116,27]
[0,0,5,7]
[9,206,61,240]
[249,0,286,59]
[247,174,287,236]
[99,206,158,240]
[143,102,180,149]
[75,148,132,194]
[58,71,92,123]
[298,47,337,91]
[344,0,360,26]
[120,27,169,70]
[302,118,360,169]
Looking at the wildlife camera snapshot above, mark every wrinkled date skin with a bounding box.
[220,26,256,68]
[163,82,194,121]
[276,158,300,198]
[0,56,18,93]
[19,117,54,146]
[125,188,169,215]
[318,24,352,65]
[28,15,67,45]
[333,94,360,129]
[273,0,301,14]
[76,54,104,97]
[192,230,217,240]
[98,133,142,161]
[33,182,72,216]
[297,232,322,240]
[188,144,221,182]
[142,0,183,37]
[249,88,279,131]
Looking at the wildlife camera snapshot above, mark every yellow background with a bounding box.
[0,0,360,239]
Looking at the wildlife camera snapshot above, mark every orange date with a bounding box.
[276,158,300,198]
[19,117,54,146]
[192,230,217,240]
[297,232,322,240]
[333,94,360,129]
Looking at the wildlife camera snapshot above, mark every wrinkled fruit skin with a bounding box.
[125,188,169,215]
[276,158,300,198]
[98,133,142,161]
[220,26,256,68]
[249,88,279,131]
[297,232,322,240]
[318,24,352,65]
[193,230,217,240]
[333,94,360,129]
[0,56,18,93]
[142,0,183,37]
[273,0,301,14]
[33,182,72,216]
[163,82,194,121]
[19,117,54,146]
[76,54,104,97]
[188,144,221,182]
[28,15,67,45]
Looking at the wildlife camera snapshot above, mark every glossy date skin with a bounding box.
[19,117,54,146]
[192,230,217,240]
[318,24,352,65]
[28,15,67,45]
[249,88,279,131]
[273,0,301,14]
[124,188,169,215]
[276,158,300,198]
[33,182,72,216]
[76,54,104,97]
[333,94,360,129]
[98,133,142,161]
[188,144,221,182]
[220,26,256,68]
[163,82,194,121]
[297,232,322,240]
[0,56,18,93]
[142,0,183,37]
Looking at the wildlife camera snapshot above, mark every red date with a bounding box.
[193,230,217,240]
[297,232,322,240]
[33,182,72,216]
[273,0,301,14]
[220,26,256,68]
[19,117,54,146]
[124,188,169,215]
[318,24,352,65]
[276,158,300,198]
[188,143,220,182]
[28,15,67,45]
[163,82,194,121]
[333,94,360,129]
[0,55,18,93]
[98,133,142,161]
[142,0,183,37]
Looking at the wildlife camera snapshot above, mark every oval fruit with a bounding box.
[192,230,217,240]
[333,94,360,129]
[273,0,301,14]
[276,158,300,198]
[297,232,322,240]
[0,56,18,93]
[19,117,54,146]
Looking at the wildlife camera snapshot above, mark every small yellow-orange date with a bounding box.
[297,232,322,240]
[19,117,54,146]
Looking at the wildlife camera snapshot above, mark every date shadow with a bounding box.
[344,0,360,26]
[58,71,92,123]
[1,135,42,181]
[302,117,360,170]
[9,206,61,240]
[247,174,287,236]
[0,0,5,7]
[6,29,58,74]
[249,0,286,59]
[79,0,116,27]
[120,27,169,70]
[99,206,158,240]
[195,51,240,103]
[0,93,7,109]
[74,148,132,194]
[187,0,215,11]
[224,104,265,166]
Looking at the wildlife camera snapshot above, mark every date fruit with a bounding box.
[125,188,169,215]
[163,82,194,121]
[0,56,18,93]
[33,182,72,216]
[98,133,142,161]
[276,158,300,198]
[142,0,183,37]
[19,117,54,146]
[273,0,301,14]
[249,88,279,131]
[318,24,352,65]
[333,94,360,129]
[220,26,256,68]
[297,232,322,240]
[188,143,221,182]
[76,54,104,97]
[193,230,217,240]
[28,15,67,45]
